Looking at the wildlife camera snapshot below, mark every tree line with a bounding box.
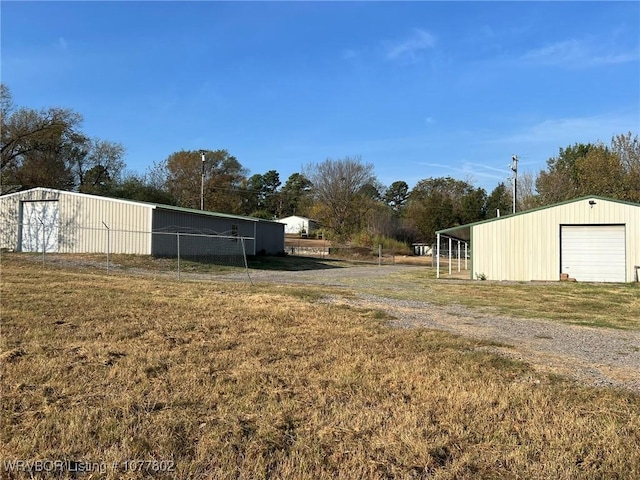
[1,84,638,246]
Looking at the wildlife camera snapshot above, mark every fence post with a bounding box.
[177,233,181,281]
[102,221,110,273]
[40,217,46,266]
[378,244,382,266]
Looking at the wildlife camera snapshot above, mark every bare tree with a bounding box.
[305,156,376,239]
[506,171,538,212]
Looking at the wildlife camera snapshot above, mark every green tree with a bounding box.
[279,173,313,217]
[610,132,640,202]
[242,170,281,218]
[536,136,640,204]
[107,174,177,204]
[486,182,512,218]
[383,180,410,215]
[161,149,248,213]
[535,143,602,204]
[1,84,125,194]
[576,147,626,199]
[406,177,485,243]
[76,139,126,194]
[1,91,82,191]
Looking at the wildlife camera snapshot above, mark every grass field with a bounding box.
[1,254,639,479]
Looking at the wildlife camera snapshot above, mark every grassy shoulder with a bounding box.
[342,268,640,330]
[1,257,639,479]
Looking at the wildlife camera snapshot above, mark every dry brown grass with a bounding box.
[1,255,639,479]
[339,269,640,330]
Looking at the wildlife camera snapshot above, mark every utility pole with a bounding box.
[200,150,206,210]
[511,154,518,214]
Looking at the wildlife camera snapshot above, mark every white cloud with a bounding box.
[384,28,436,64]
[493,114,637,146]
[522,38,638,68]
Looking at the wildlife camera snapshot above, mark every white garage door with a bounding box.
[561,225,626,282]
[21,201,59,253]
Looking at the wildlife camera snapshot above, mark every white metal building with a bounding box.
[0,188,285,256]
[436,196,640,283]
[278,215,318,236]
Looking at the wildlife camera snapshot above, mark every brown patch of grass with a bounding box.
[1,256,639,479]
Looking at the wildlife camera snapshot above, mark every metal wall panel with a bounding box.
[152,209,284,256]
[255,220,285,256]
[152,209,256,255]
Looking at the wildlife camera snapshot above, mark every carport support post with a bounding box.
[465,242,468,270]
[457,240,461,272]
[436,234,441,279]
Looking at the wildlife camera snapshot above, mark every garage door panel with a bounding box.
[21,201,59,253]
[561,225,625,282]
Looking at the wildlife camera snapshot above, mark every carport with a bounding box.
[435,225,471,279]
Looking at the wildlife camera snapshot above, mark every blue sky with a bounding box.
[2,1,638,193]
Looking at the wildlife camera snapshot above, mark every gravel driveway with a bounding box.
[239,265,640,392]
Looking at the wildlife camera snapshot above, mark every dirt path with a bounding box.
[239,266,640,392]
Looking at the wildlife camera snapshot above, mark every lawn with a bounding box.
[1,255,639,479]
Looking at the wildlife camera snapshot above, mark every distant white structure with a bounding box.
[412,243,433,256]
[278,216,318,236]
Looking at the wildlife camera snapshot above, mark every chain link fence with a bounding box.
[282,238,473,270]
[285,241,399,265]
[4,223,253,283]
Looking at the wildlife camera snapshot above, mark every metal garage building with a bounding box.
[0,188,285,256]
[436,196,640,283]
[278,215,319,236]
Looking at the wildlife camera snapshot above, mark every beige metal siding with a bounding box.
[57,192,152,254]
[472,198,640,282]
[0,193,21,251]
[0,189,153,254]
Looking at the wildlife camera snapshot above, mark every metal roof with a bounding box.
[1,187,282,224]
[436,195,640,242]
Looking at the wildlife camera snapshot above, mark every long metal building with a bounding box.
[436,196,640,283]
[0,188,285,256]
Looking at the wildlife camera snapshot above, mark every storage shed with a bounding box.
[436,196,640,283]
[278,215,318,236]
[0,188,285,256]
